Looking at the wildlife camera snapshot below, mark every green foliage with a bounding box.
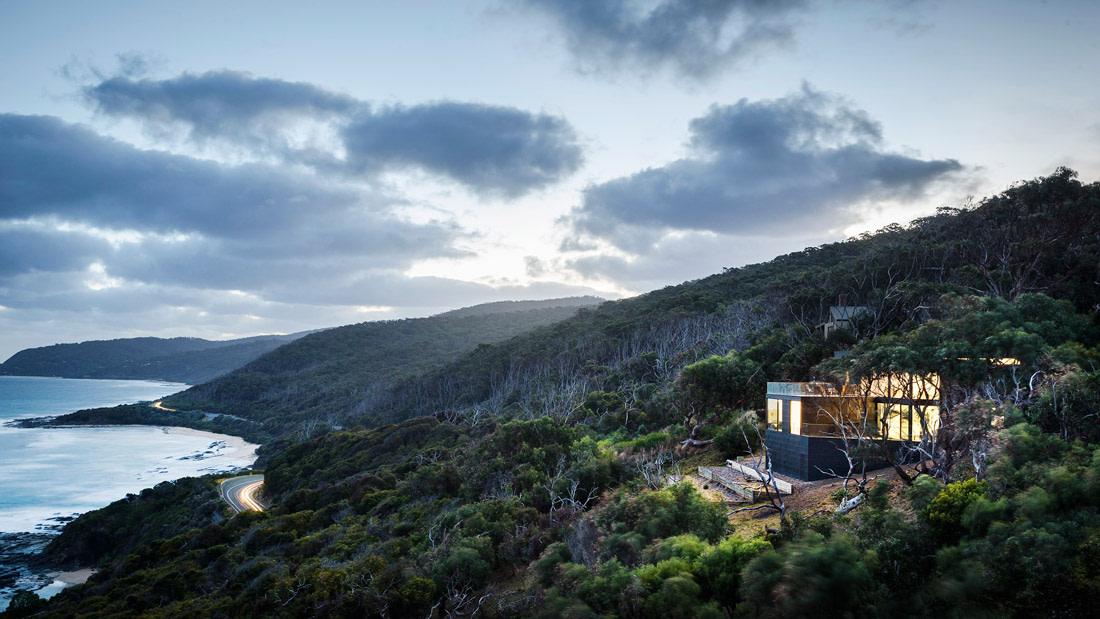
[678,351,764,412]
[2,591,48,618]
[1027,367,1100,442]
[165,299,599,441]
[40,476,223,569]
[694,535,772,609]
[627,432,670,450]
[907,474,943,515]
[600,483,727,545]
[738,532,875,618]
[923,479,987,544]
[713,411,761,459]
[828,292,1097,390]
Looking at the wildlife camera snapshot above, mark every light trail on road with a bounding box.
[219,474,265,513]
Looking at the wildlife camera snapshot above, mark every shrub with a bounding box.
[923,478,987,544]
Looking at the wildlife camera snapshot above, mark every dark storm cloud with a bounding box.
[522,0,807,79]
[0,113,471,306]
[565,85,964,252]
[341,102,583,198]
[84,71,583,197]
[0,114,361,237]
[87,70,356,145]
[0,226,112,277]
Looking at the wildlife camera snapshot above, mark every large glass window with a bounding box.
[767,398,782,430]
[914,405,940,438]
[878,402,910,440]
[790,401,802,436]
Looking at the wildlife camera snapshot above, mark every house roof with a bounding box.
[829,306,870,321]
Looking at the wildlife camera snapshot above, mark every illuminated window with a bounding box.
[878,403,910,440]
[915,405,940,437]
[790,401,802,435]
[767,398,782,430]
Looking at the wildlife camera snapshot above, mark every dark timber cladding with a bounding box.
[764,378,941,481]
[765,429,906,481]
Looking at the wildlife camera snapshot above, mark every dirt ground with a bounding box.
[686,459,905,538]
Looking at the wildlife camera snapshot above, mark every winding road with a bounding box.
[219,474,265,513]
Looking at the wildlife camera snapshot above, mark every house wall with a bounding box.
[765,429,907,481]
[765,430,846,481]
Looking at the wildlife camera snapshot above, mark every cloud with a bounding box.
[0,114,368,237]
[87,69,356,147]
[0,113,472,306]
[0,224,113,277]
[522,0,808,79]
[563,84,964,254]
[564,229,827,292]
[84,70,583,197]
[341,102,583,198]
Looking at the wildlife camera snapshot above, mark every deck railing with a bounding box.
[766,382,854,397]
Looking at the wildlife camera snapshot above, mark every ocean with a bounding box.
[0,376,259,608]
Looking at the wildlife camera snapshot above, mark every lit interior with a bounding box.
[767,398,781,430]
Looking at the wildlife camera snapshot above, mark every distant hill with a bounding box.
[436,296,603,318]
[164,297,604,440]
[0,333,312,384]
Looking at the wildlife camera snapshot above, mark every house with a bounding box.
[764,374,941,481]
[821,305,871,339]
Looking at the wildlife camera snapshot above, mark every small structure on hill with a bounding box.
[820,305,871,338]
[764,374,941,481]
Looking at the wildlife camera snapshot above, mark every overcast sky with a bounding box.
[2,0,1098,360]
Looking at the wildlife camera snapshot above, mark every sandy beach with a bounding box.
[50,568,96,586]
[161,426,258,462]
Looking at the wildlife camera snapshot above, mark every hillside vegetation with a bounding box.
[0,334,309,384]
[159,297,603,444]
[12,170,1100,618]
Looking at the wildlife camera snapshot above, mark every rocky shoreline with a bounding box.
[0,529,63,609]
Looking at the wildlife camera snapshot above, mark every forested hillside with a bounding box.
[12,170,1100,618]
[158,298,604,444]
[0,334,309,384]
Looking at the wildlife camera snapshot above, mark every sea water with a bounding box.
[0,376,259,608]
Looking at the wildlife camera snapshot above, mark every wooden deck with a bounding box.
[699,461,792,502]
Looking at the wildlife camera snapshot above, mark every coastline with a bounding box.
[162,425,258,462]
[0,409,259,608]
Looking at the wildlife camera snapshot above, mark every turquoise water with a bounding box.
[0,376,258,531]
[0,376,259,608]
[0,375,187,421]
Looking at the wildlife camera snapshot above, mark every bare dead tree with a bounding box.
[564,517,598,569]
[680,422,715,449]
[427,515,463,549]
[812,406,880,514]
[730,425,787,522]
[635,445,681,490]
[432,578,495,618]
[271,574,312,608]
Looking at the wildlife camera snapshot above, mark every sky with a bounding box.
[1,0,1099,360]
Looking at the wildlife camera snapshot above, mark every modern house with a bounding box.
[764,374,941,480]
